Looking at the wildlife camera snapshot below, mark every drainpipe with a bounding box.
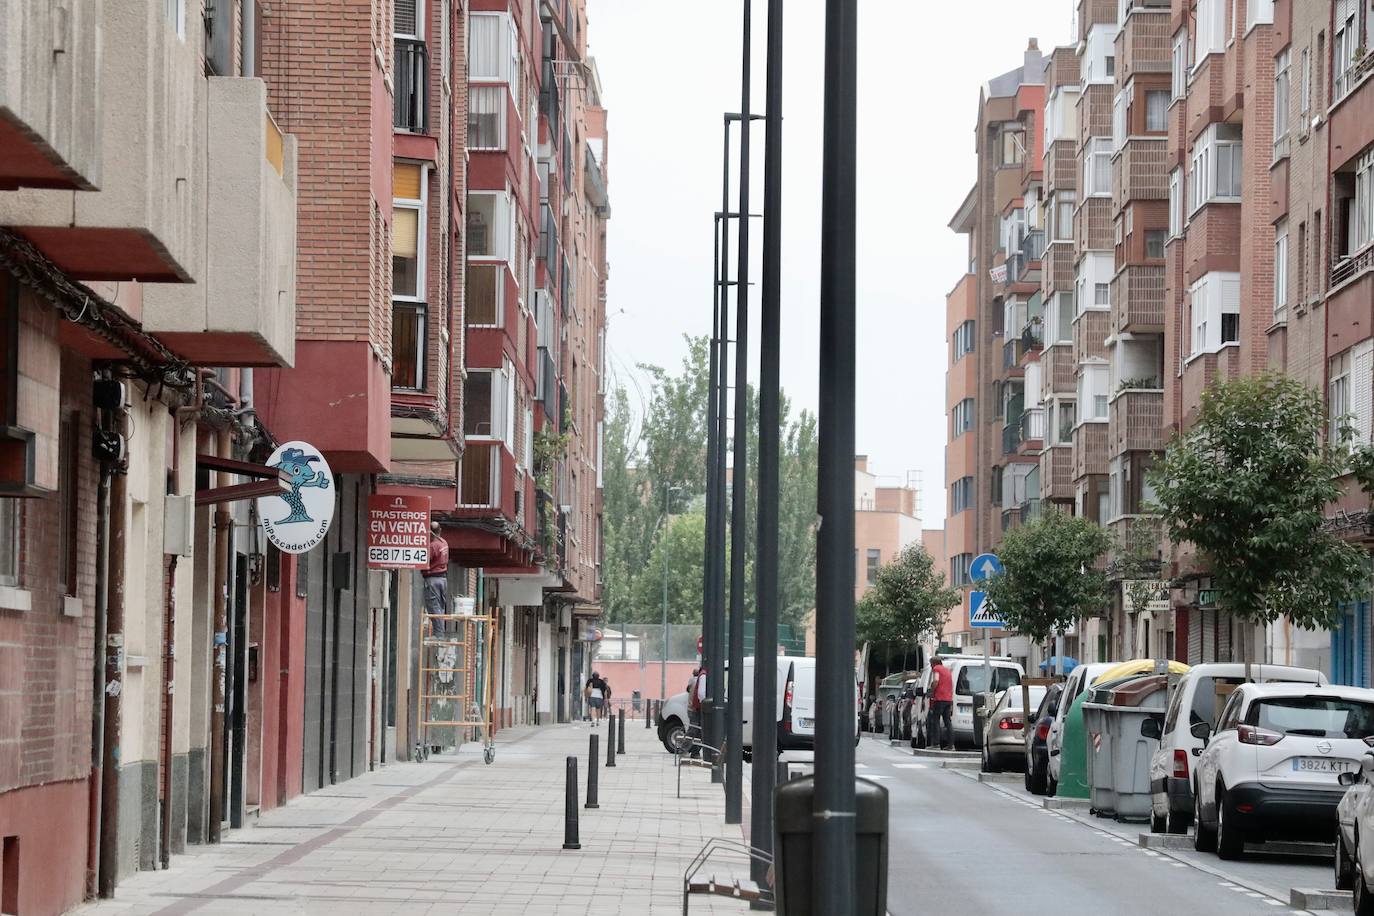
[97,447,128,897]
[209,428,232,843]
[86,456,112,898]
[160,555,177,868]
[240,0,256,78]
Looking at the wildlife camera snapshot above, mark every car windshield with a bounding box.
[1246,696,1374,739]
[957,665,1020,695]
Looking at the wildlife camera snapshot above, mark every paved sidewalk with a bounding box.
[74,718,758,915]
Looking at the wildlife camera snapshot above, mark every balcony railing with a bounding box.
[1019,498,1042,521]
[1019,229,1046,268]
[460,442,500,508]
[1002,422,1022,455]
[540,202,560,266]
[1333,244,1374,289]
[1020,322,1043,355]
[1006,253,1025,283]
[540,56,561,136]
[1020,407,1045,443]
[394,38,429,133]
[1003,337,1025,369]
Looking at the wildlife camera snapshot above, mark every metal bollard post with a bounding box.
[777,759,789,786]
[645,700,652,728]
[586,734,600,809]
[617,708,626,754]
[606,712,617,768]
[563,756,581,850]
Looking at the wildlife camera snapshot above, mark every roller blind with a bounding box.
[393,163,422,201]
[392,208,418,259]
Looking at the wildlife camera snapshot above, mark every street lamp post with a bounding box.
[661,485,682,701]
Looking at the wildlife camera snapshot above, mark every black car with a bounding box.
[1023,682,1063,795]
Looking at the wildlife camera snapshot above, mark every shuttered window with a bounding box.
[1352,339,1374,448]
[394,0,418,37]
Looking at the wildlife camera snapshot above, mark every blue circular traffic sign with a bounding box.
[970,553,1003,582]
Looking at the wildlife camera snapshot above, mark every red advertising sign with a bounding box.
[366,494,431,568]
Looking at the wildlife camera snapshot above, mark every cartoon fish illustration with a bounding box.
[268,446,331,525]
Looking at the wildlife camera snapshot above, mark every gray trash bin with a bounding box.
[1081,696,1117,817]
[1085,675,1170,821]
[775,775,889,916]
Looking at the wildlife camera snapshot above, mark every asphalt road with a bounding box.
[853,735,1333,916]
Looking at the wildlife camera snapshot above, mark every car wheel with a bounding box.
[1193,784,1216,853]
[661,720,688,755]
[1338,831,1356,892]
[1029,757,1048,795]
[1150,809,1166,834]
[1357,847,1374,916]
[1215,785,1244,860]
[1165,807,1191,835]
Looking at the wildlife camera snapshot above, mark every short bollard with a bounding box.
[617,708,627,754]
[777,760,789,786]
[645,700,652,728]
[586,734,600,809]
[563,756,581,850]
[606,713,617,768]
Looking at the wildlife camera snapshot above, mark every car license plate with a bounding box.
[1292,757,1352,773]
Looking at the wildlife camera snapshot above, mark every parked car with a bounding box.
[1024,682,1064,795]
[1335,750,1374,898]
[657,690,692,753]
[981,684,1046,773]
[1148,663,1327,834]
[912,655,1024,750]
[1192,683,1374,860]
[1046,662,1115,793]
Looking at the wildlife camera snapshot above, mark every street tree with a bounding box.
[854,543,960,649]
[980,509,1111,645]
[1149,373,1366,636]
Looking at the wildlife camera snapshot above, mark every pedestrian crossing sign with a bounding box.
[969,591,1006,629]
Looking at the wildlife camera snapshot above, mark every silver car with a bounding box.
[981,685,1046,773]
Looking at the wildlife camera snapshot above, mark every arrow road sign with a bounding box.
[969,591,1006,629]
[970,553,1003,582]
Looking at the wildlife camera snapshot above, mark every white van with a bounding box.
[656,656,858,755]
[912,655,1024,749]
[1146,663,1326,834]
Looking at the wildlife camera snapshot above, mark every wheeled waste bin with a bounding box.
[1085,674,1170,821]
[775,775,889,916]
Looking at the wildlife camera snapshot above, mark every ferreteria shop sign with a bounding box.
[366,494,430,568]
[257,441,335,554]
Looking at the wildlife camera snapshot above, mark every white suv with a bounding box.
[1192,683,1374,860]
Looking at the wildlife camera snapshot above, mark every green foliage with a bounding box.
[853,544,960,649]
[981,509,1112,644]
[600,336,819,629]
[631,510,708,624]
[1148,372,1367,630]
[1112,517,1165,618]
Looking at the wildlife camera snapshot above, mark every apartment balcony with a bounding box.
[1045,140,1077,194]
[1109,388,1165,456]
[536,345,558,415]
[1040,445,1074,502]
[540,202,560,266]
[585,145,609,216]
[1002,337,1026,376]
[1043,239,1075,292]
[1019,407,1045,455]
[1075,197,1115,252]
[1019,322,1044,363]
[540,56,561,138]
[1072,421,1110,480]
[1110,264,1166,336]
[459,441,503,509]
[1072,309,1111,363]
[1116,1,1170,79]
[1017,230,1045,283]
[0,0,199,282]
[1006,252,1026,285]
[142,79,297,366]
[394,38,429,134]
[1002,422,1022,457]
[1112,138,1168,210]
[1041,343,1075,393]
[1019,497,1043,522]
[1001,506,1022,533]
[1332,244,1374,291]
[0,0,101,189]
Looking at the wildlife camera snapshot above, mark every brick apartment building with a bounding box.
[0,1,608,912]
[944,0,1374,681]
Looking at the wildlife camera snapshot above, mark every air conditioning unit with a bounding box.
[163,494,194,557]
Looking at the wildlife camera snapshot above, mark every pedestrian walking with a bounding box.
[928,656,955,750]
[423,522,449,639]
[686,666,706,757]
[584,672,608,726]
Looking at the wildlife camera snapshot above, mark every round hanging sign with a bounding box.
[257,440,335,554]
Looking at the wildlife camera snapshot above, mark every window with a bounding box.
[1112,90,1127,151]
[998,126,1026,167]
[1331,348,1353,446]
[469,85,506,150]
[1086,138,1112,196]
[1171,30,1189,99]
[1053,399,1076,443]
[951,398,976,437]
[469,12,519,87]
[950,476,975,515]
[1054,199,1075,241]
[1078,364,1109,421]
[1189,272,1241,356]
[1145,91,1169,133]
[394,0,419,37]
[463,363,513,443]
[0,499,16,587]
[950,554,973,588]
[1331,341,1374,447]
[1084,26,1117,85]
[164,0,185,39]
[1194,0,1226,64]
[1246,0,1273,31]
[1106,55,1115,78]
[466,263,502,327]
[866,549,881,586]
[1352,149,1374,255]
[1145,229,1167,259]
[57,414,77,596]
[466,191,513,261]
[1297,221,1308,303]
[952,320,976,361]
[1314,210,1324,295]
[1094,283,1110,309]
[1168,168,1183,237]
[393,163,426,390]
[1274,49,1291,157]
[1188,123,1242,214]
[1335,0,1360,101]
[1273,224,1288,319]
[1299,47,1311,124]
[1046,291,1073,344]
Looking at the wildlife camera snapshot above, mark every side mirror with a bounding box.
[1189,721,1212,742]
[1140,717,1163,741]
[1341,771,1359,787]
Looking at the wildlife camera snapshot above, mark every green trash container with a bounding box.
[1056,690,1093,799]
[774,775,889,915]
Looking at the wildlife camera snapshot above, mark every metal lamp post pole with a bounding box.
[815,0,859,912]
[725,0,754,827]
[703,212,723,739]
[750,0,784,888]
[661,485,681,700]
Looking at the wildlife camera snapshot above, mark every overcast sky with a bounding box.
[586,1,1072,528]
